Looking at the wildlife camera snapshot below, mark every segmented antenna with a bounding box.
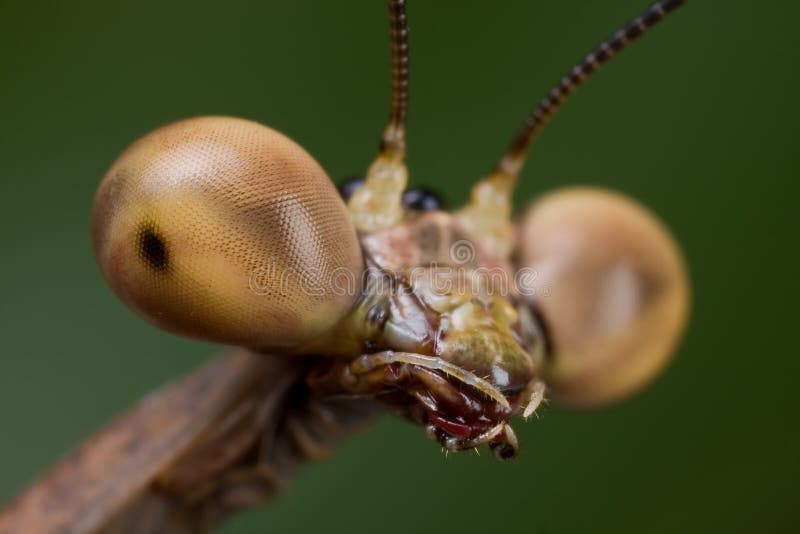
[348,0,411,232]
[381,0,409,158]
[459,0,686,259]
[497,0,686,176]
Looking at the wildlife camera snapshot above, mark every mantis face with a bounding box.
[91,0,689,458]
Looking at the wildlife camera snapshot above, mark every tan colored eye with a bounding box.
[516,187,689,408]
[92,116,363,349]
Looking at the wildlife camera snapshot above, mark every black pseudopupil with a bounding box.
[139,226,168,271]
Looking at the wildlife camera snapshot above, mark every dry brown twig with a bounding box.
[0,351,377,533]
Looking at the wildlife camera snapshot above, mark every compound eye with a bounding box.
[515,187,689,408]
[92,116,364,349]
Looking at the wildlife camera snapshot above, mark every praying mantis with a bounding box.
[0,1,688,532]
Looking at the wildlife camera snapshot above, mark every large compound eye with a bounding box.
[92,116,364,349]
[516,187,689,408]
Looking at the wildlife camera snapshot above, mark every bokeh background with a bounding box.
[1,1,797,532]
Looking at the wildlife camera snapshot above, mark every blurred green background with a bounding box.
[1,1,797,532]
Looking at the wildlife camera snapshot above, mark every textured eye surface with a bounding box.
[516,187,689,408]
[92,116,364,349]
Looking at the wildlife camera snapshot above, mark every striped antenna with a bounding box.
[348,0,411,232]
[380,0,410,159]
[458,0,686,258]
[496,0,687,177]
